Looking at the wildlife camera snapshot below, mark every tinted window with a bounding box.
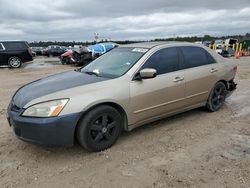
[141,47,179,75]
[180,46,213,68]
[2,42,27,50]
[206,51,217,64]
[0,43,3,50]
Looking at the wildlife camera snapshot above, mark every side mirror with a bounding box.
[134,68,157,80]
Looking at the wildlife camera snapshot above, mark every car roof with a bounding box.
[0,40,27,43]
[0,40,26,42]
[120,41,225,63]
[121,41,198,49]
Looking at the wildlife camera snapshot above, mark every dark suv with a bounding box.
[0,41,33,68]
[42,46,67,57]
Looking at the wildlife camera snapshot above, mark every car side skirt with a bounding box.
[127,102,206,131]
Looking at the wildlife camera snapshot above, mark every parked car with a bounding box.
[215,40,224,48]
[31,47,44,56]
[71,43,118,66]
[59,50,73,64]
[0,41,33,68]
[42,46,67,57]
[7,42,237,151]
[216,47,235,58]
[31,51,36,57]
[71,46,94,66]
[202,41,212,47]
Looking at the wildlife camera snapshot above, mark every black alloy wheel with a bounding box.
[89,114,117,144]
[77,105,123,152]
[206,82,227,112]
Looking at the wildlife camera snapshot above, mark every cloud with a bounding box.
[0,0,249,41]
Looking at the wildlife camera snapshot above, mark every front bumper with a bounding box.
[7,107,81,147]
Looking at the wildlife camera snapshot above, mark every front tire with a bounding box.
[8,56,22,68]
[77,105,123,152]
[206,82,227,112]
[61,57,67,64]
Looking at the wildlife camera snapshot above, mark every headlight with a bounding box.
[22,99,69,117]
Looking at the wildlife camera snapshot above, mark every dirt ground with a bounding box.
[0,56,250,188]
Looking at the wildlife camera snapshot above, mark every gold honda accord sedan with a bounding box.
[7,42,237,151]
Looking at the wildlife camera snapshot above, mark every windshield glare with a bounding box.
[81,47,148,78]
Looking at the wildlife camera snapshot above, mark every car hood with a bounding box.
[13,71,109,108]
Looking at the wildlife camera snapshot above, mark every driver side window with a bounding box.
[141,47,180,75]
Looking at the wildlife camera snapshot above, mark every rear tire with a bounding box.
[8,56,22,68]
[77,105,123,152]
[61,57,67,65]
[206,82,227,112]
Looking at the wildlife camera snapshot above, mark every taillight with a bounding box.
[28,47,32,55]
[233,66,237,74]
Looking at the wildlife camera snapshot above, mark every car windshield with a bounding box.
[80,47,148,78]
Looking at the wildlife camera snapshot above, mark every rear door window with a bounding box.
[206,51,217,64]
[141,47,180,75]
[180,46,214,69]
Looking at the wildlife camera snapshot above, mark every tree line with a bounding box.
[29,33,250,47]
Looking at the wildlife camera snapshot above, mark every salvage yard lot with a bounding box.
[1,57,250,188]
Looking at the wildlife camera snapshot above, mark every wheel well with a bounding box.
[74,102,129,141]
[218,80,228,90]
[8,55,22,62]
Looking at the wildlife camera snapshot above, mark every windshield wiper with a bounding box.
[82,71,99,77]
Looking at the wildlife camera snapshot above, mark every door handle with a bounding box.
[210,68,218,73]
[173,77,184,83]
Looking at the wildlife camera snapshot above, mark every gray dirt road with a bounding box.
[0,57,250,188]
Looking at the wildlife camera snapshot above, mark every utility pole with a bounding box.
[94,32,99,44]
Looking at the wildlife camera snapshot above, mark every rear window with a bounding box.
[180,46,215,69]
[206,51,217,64]
[2,42,28,50]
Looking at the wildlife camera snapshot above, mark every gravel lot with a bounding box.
[0,56,250,188]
